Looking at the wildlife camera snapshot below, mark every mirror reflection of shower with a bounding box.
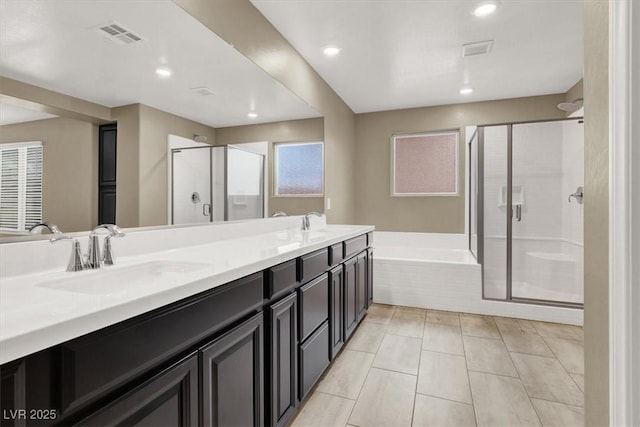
[168,135,266,225]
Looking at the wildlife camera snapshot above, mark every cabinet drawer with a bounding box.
[299,321,329,400]
[298,248,328,283]
[344,235,367,259]
[328,243,344,266]
[58,272,263,415]
[298,273,329,342]
[266,259,298,299]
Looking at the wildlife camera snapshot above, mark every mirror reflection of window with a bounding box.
[0,141,43,232]
[274,142,324,197]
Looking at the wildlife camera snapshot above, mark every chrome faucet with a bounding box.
[50,236,86,272]
[272,211,287,217]
[86,224,126,269]
[29,222,62,234]
[301,212,323,231]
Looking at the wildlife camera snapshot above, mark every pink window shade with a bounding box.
[394,133,457,194]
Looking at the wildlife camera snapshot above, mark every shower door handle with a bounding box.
[202,204,211,217]
[514,204,522,222]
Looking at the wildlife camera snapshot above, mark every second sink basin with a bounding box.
[37,261,212,296]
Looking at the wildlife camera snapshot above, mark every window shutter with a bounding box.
[0,142,43,232]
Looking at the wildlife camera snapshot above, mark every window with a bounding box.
[0,142,43,232]
[391,131,458,196]
[274,142,323,196]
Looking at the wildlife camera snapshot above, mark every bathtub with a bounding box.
[373,232,583,325]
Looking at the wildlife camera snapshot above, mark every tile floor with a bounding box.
[291,304,584,427]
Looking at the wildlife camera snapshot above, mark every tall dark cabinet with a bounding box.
[98,123,117,224]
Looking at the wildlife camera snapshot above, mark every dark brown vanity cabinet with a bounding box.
[367,249,374,308]
[0,233,373,427]
[200,312,264,427]
[76,352,199,427]
[266,293,297,427]
[329,266,345,360]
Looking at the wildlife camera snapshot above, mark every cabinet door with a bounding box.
[344,257,358,340]
[200,312,263,427]
[267,293,297,427]
[329,266,344,360]
[75,353,198,427]
[367,249,374,308]
[356,252,367,321]
[0,361,25,427]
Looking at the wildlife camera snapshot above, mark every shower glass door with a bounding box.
[511,120,584,304]
[481,125,509,300]
[172,147,211,225]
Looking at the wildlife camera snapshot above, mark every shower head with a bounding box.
[557,98,583,113]
[193,134,208,143]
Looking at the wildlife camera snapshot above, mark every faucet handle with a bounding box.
[51,237,86,272]
[102,233,124,266]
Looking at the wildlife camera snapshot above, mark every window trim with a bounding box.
[273,141,324,198]
[390,130,459,197]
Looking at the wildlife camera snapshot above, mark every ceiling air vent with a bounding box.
[190,87,216,96]
[462,40,494,57]
[97,23,144,45]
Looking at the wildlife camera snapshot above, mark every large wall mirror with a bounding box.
[0,0,324,240]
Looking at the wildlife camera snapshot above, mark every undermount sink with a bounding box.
[37,261,211,296]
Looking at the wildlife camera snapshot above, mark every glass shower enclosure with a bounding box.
[171,145,265,225]
[469,118,584,307]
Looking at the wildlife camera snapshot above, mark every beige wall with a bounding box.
[566,79,584,104]
[355,94,566,232]
[0,117,98,232]
[111,104,140,228]
[583,0,609,425]
[138,104,216,227]
[216,117,324,216]
[173,0,357,224]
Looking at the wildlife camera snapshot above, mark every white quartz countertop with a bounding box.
[0,223,373,364]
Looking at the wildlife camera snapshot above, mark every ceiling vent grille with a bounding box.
[462,40,494,57]
[190,87,216,96]
[97,23,144,45]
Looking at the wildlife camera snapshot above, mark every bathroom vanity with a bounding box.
[0,219,373,426]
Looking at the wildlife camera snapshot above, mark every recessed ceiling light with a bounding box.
[155,67,172,78]
[460,87,474,95]
[323,46,341,57]
[473,1,498,17]
[248,112,258,119]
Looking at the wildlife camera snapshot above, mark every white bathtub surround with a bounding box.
[0,216,373,364]
[373,232,583,326]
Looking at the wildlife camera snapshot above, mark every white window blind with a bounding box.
[0,142,43,232]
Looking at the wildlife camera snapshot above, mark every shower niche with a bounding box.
[171,144,265,225]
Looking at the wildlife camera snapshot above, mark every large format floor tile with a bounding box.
[511,353,584,406]
[570,373,585,392]
[543,337,584,374]
[346,321,387,353]
[348,368,416,427]
[422,322,464,355]
[412,394,477,427]
[372,334,422,375]
[363,304,396,325]
[530,398,585,427]
[494,317,554,357]
[530,321,583,341]
[460,314,502,339]
[463,335,518,377]
[417,350,472,404]
[315,349,375,399]
[387,309,426,338]
[469,371,541,427]
[291,392,355,427]
[426,310,460,326]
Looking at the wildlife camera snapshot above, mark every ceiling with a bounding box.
[0,0,320,127]
[0,102,58,126]
[251,0,584,113]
